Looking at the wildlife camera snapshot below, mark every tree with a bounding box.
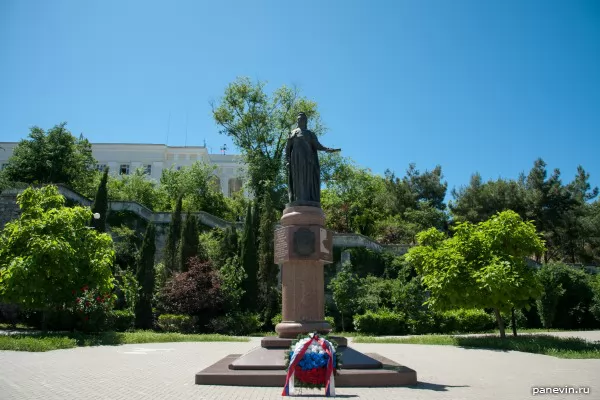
[536,264,566,328]
[179,214,200,272]
[257,193,280,326]
[406,210,545,338]
[321,163,389,236]
[0,186,114,326]
[216,225,239,268]
[450,174,528,224]
[135,223,156,329]
[160,161,228,216]
[240,203,259,311]
[164,195,183,275]
[90,167,109,232]
[3,123,96,188]
[212,77,325,206]
[109,167,168,211]
[329,261,360,331]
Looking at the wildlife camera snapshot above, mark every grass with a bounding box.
[0,330,249,352]
[353,334,600,359]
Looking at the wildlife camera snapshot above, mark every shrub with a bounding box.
[502,309,528,331]
[0,304,20,328]
[354,309,408,335]
[157,314,198,333]
[407,312,440,335]
[537,263,597,329]
[72,287,115,332]
[110,310,135,332]
[158,257,223,324]
[271,313,282,326]
[438,309,496,334]
[208,312,261,335]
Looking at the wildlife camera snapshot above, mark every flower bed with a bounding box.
[282,333,341,397]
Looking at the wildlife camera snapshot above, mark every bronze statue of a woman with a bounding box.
[285,112,340,206]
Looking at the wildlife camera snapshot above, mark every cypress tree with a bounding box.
[135,223,156,329]
[257,193,279,325]
[179,214,200,272]
[90,167,109,232]
[240,203,258,310]
[218,225,239,267]
[164,195,183,274]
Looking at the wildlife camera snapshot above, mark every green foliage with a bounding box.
[240,203,259,311]
[3,123,96,188]
[322,163,389,236]
[110,310,135,332]
[353,335,600,359]
[90,167,109,232]
[216,225,239,268]
[110,225,140,272]
[257,193,280,326]
[179,215,201,272]
[208,312,262,335]
[329,262,360,331]
[164,195,183,275]
[438,309,496,334]
[353,309,408,335]
[72,287,115,332]
[135,223,156,329]
[115,269,139,312]
[406,210,545,337]
[157,314,198,333]
[0,186,115,312]
[108,167,168,211]
[536,264,566,328]
[198,230,223,265]
[218,255,246,310]
[590,275,600,323]
[212,77,324,203]
[450,174,528,224]
[0,331,249,352]
[160,161,228,216]
[536,263,598,329]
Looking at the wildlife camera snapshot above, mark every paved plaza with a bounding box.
[1,333,599,400]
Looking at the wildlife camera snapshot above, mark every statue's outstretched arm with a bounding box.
[311,131,341,153]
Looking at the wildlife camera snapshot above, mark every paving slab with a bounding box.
[0,334,598,399]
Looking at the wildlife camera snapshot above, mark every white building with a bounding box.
[0,142,246,197]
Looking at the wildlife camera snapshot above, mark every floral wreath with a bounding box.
[282,332,342,397]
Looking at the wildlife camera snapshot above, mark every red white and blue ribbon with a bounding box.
[282,334,336,397]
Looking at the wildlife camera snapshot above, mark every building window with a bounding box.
[96,164,107,172]
[144,164,152,175]
[228,178,243,196]
[1,163,8,170]
[120,164,130,175]
[176,166,182,171]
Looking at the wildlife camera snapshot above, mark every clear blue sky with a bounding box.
[2,0,599,197]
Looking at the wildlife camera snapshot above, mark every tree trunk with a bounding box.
[511,307,517,337]
[41,310,49,332]
[493,308,506,339]
[341,315,345,332]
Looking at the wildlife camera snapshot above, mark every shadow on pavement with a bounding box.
[413,382,470,391]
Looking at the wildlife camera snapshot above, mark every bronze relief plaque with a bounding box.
[293,227,315,257]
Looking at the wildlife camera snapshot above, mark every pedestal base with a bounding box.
[275,320,332,338]
[195,337,417,387]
